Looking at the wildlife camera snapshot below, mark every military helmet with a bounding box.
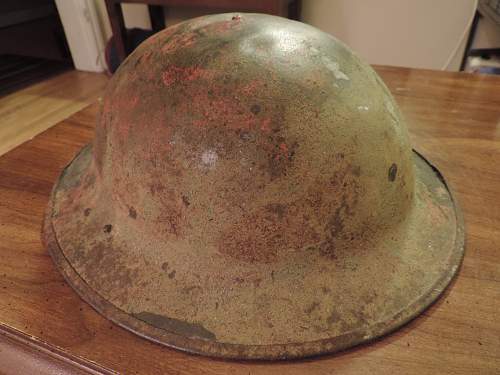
[43,13,464,360]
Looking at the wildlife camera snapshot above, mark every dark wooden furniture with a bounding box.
[0,0,72,95]
[104,0,301,63]
[0,66,499,373]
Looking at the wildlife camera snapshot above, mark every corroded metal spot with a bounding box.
[42,13,465,360]
[128,207,137,219]
[389,163,398,181]
[133,312,216,340]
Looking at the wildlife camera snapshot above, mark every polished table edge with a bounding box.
[0,322,117,374]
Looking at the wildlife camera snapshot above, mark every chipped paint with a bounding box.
[322,56,350,80]
[162,65,211,86]
[201,149,218,168]
[134,311,216,340]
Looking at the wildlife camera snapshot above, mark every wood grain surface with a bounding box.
[0,70,108,157]
[0,66,499,374]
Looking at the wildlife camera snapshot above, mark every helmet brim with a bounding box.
[43,145,464,360]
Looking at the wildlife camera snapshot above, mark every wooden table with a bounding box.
[0,66,499,374]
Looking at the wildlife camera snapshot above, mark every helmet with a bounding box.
[43,13,464,360]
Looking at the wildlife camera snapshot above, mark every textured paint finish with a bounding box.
[43,14,464,359]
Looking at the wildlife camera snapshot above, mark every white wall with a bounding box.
[92,0,478,71]
[301,0,477,71]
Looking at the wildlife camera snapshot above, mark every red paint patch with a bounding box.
[260,119,272,133]
[240,81,261,96]
[129,95,139,108]
[162,32,197,54]
[162,66,211,86]
[274,143,292,161]
[193,119,209,128]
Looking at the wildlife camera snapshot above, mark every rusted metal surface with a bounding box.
[42,13,465,360]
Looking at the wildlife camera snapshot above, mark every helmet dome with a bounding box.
[95,13,414,262]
